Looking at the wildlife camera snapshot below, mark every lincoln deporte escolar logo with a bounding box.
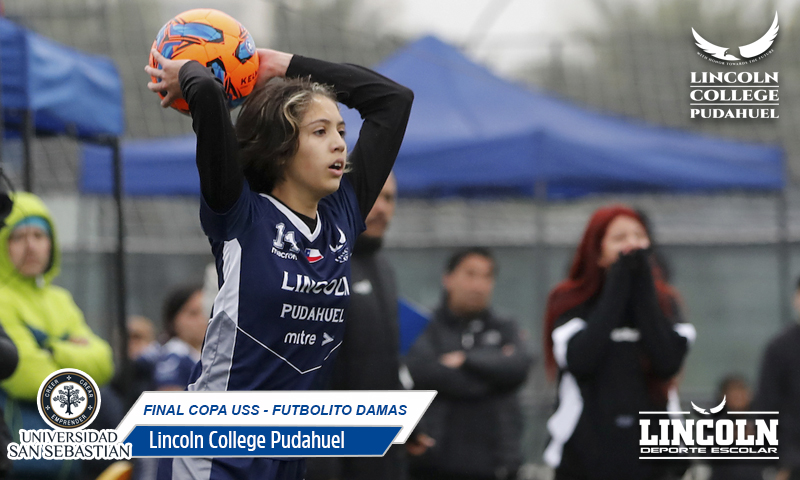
[691,395,726,415]
[639,398,779,460]
[693,12,778,63]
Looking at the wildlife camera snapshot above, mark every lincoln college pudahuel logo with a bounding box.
[689,12,780,119]
[37,369,101,430]
[693,12,778,64]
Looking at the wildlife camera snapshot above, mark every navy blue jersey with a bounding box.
[188,178,364,392]
[154,338,200,390]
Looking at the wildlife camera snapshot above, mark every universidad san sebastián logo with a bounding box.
[639,395,779,460]
[6,368,132,461]
[690,12,779,119]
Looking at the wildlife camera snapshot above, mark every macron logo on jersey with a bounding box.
[305,248,324,263]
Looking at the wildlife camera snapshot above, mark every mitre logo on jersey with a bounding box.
[639,396,779,460]
[693,12,778,65]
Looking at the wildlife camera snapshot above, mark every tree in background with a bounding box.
[518,0,800,179]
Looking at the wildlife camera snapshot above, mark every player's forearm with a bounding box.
[463,348,532,388]
[50,337,114,386]
[180,61,244,213]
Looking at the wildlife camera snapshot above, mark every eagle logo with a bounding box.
[693,12,778,61]
[329,227,347,253]
[691,395,727,415]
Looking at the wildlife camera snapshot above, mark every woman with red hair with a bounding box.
[542,205,695,480]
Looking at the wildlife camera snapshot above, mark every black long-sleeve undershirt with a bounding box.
[180,61,242,212]
[179,56,413,219]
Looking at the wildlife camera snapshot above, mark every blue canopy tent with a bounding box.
[79,35,783,199]
[339,36,783,199]
[0,17,130,373]
[1,17,124,187]
[82,135,199,196]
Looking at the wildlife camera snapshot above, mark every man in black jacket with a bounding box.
[307,173,410,480]
[754,276,800,480]
[407,247,533,480]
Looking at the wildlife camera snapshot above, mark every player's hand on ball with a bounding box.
[145,50,190,108]
[255,49,293,89]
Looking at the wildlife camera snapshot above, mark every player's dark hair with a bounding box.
[445,247,495,275]
[236,77,338,194]
[163,284,203,339]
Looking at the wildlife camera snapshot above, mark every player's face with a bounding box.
[285,96,347,199]
[364,174,397,239]
[8,225,52,278]
[444,254,495,316]
[174,291,208,351]
[598,215,650,268]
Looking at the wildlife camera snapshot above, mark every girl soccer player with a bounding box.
[542,205,695,480]
[145,48,412,480]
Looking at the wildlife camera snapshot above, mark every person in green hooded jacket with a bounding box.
[0,192,113,401]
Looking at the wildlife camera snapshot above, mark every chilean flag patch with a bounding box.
[305,248,324,263]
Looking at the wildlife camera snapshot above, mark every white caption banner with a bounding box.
[115,391,436,443]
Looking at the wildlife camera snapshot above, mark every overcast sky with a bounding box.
[384,0,601,74]
[206,0,800,77]
[379,0,800,75]
[175,0,591,73]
